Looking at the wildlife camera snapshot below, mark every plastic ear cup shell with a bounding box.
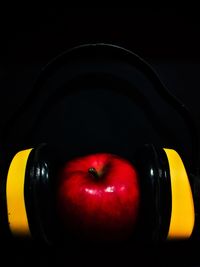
[6,148,33,237]
[164,148,195,240]
[134,144,172,242]
[0,147,34,240]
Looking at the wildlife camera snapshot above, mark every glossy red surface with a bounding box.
[57,153,140,240]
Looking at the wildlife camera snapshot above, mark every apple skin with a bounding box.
[56,153,140,241]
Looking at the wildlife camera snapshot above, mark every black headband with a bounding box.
[2,43,199,174]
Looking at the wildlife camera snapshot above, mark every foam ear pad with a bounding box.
[25,144,52,243]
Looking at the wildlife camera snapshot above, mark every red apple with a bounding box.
[56,153,140,241]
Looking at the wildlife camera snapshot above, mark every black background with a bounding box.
[1,7,200,266]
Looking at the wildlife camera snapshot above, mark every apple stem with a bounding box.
[88,167,99,179]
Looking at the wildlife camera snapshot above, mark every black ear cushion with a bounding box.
[24,144,53,244]
[134,144,171,242]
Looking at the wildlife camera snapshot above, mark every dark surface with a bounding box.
[1,8,200,266]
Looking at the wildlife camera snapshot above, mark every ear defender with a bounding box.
[4,145,52,243]
[135,144,195,242]
[0,44,198,244]
[2,144,196,243]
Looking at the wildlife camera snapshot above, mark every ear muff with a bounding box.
[4,144,196,243]
[5,144,52,243]
[0,44,198,244]
[135,144,195,241]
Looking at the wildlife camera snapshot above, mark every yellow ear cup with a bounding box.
[164,148,195,240]
[6,148,33,237]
